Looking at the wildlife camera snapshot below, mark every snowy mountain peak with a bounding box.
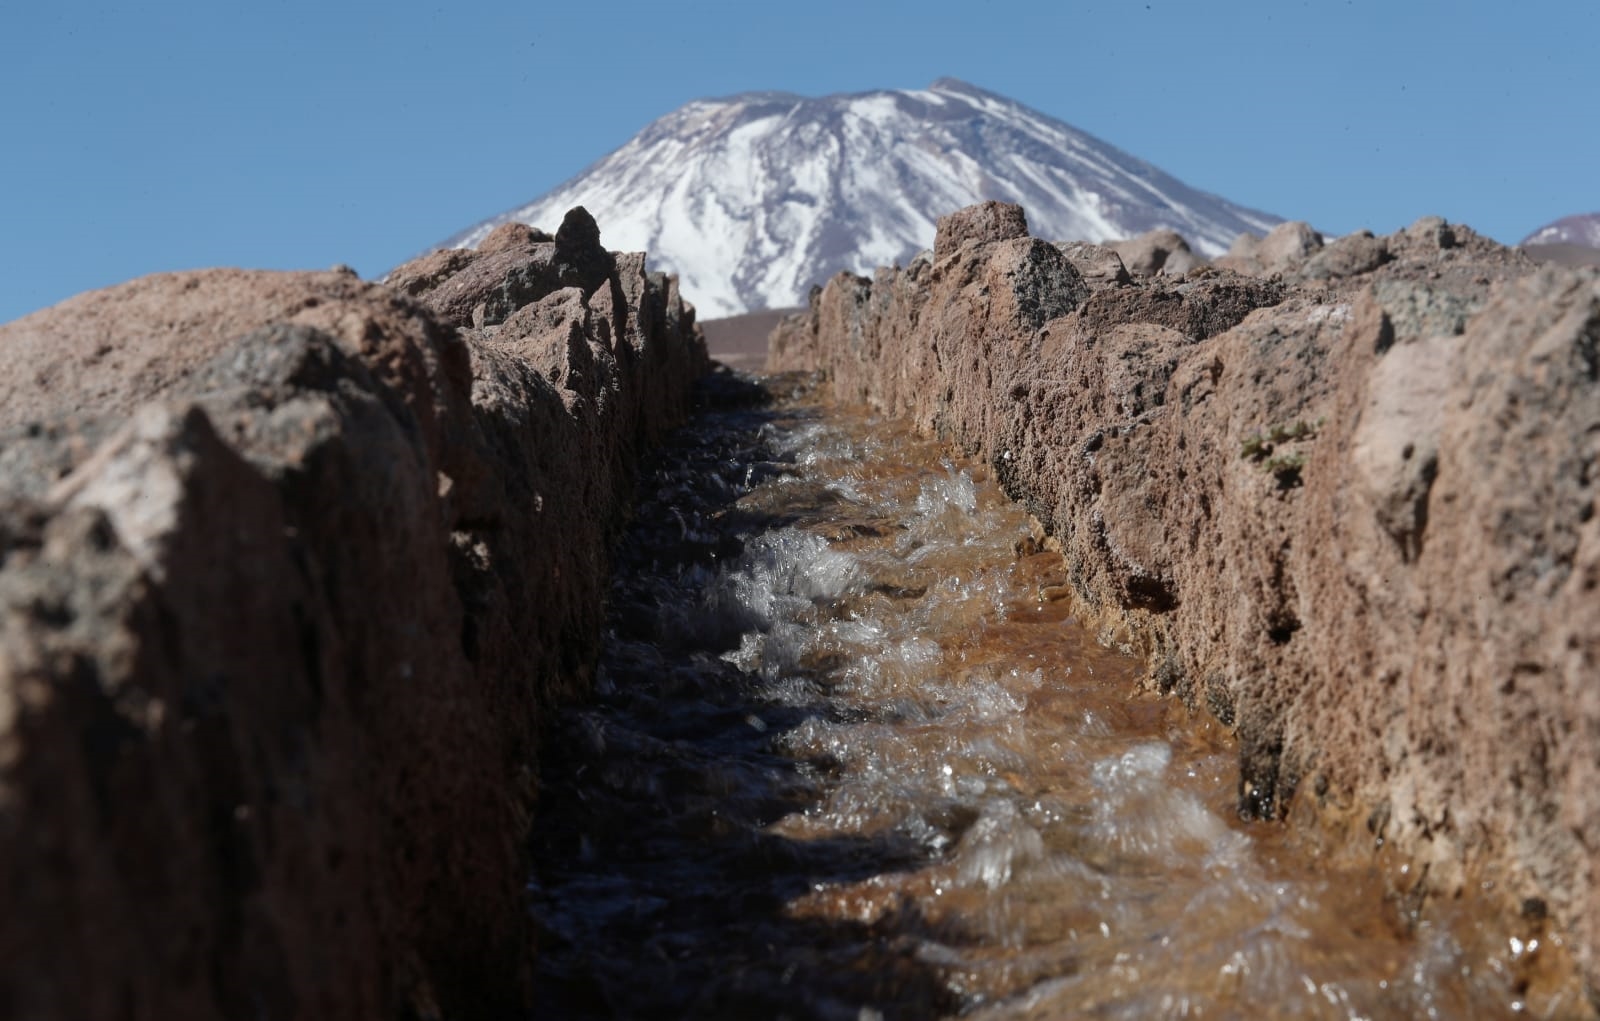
[1521,212,1600,249]
[441,79,1282,318]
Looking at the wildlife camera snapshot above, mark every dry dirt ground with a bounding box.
[700,307,801,370]
[1524,242,1600,268]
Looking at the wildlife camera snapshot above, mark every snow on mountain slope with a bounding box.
[441,78,1282,318]
[1522,212,1600,249]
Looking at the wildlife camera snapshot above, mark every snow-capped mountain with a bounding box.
[442,78,1282,318]
[1522,213,1600,249]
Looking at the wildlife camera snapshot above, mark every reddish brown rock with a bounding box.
[477,220,553,255]
[1054,240,1132,290]
[770,202,1600,1004]
[1159,247,1205,276]
[0,213,707,1021]
[384,246,480,298]
[1256,219,1325,269]
[1109,228,1195,278]
[1219,220,1325,276]
[387,206,620,330]
[1295,229,1391,281]
[1070,273,1287,345]
[1298,268,1600,985]
[1395,214,1457,253]
[933,200,1030,260]
[768,295,822,375]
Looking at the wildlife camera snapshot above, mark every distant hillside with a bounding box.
[700,308,799,370]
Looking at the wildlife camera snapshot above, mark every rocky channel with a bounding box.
[771,201,1600,1011]
[528,371,1582,1018]
[1,195,1597,1019]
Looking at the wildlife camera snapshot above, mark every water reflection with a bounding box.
[530,371,1557,1019]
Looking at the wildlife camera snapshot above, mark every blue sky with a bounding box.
[1,0,1594,324]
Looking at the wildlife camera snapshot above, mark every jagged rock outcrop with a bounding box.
[0,209,708,1020]
[770,200,1600,1003]
[933,200,1031,259]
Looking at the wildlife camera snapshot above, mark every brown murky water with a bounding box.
[530,373,1569,1019]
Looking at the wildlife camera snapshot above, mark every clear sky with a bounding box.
[2,0,1594,324]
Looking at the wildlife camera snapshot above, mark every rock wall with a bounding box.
[771,202,1600,998]
[0,208,708,1020]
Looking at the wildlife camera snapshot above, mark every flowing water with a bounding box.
[529,372,1571,1019]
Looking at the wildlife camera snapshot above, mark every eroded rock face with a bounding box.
[0,217,708,1020]
[769,203,1600,998]
[933,200,1031,260]
[1054,240,1132,290]
[1110,228,1196,278]
[1218,219,1324,276]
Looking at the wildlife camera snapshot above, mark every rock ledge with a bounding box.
[0,209,708,1020]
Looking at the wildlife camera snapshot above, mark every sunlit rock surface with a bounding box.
[771,200,1600,1004]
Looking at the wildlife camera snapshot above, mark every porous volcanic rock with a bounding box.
[1296,229,1391,281]
[933,200,1032,260]
[1054,240,1132,290]
[477,220,554,255]
[769,203,1600,1004]
[388,207,621,331]
[0,217,707,1020]
[1110,228,1196,278]
[1218,219,1325,276]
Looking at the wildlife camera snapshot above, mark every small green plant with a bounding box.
[1240,432,1271,462]
[1241,418,1321,463]
[1240,418,1320,487]
[1267,418,1320,444]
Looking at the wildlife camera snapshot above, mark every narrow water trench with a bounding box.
[530,372,1543,1020]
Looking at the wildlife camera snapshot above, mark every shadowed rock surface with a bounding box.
[0,210,707,1020]
[770,200,1600,1004]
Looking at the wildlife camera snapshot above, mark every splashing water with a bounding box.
[529,376,1568,1020]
